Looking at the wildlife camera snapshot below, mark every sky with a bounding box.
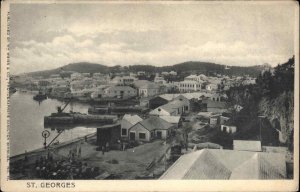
[9,2,296,74]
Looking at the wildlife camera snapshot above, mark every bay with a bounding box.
[9,91,96,157]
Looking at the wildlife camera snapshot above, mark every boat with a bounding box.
[33,91,47,101]
[44,112,118,126]
[44,100,119,126]
[88,106,149,115]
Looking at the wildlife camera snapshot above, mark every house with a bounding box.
[121,114,143,138]
[169,71,177,76]
[179,80,202,92]
[90,85,110,99]
[197,111,215,119]
[133,80,152,89]
[154,76,166,84]
[159,116,182,128]
[148,96,169,109]
[38,80,51,87]
[70,78,94,92]
[104,86,137,99]
[110,76,137,86]
[137,71,146,76]
[209,115,221,126]
[128,116,174,141]
[220,116,230,125]
[149,95,190,116]
[71,88,96,98]
[139,83,161,97]
[184,74,198,81]
[203,99,227,113]
[206,83,218,91]
[221,123,237,134]
[174,95,190,112]
[92,73,110,83]
[233,140,262,152]
[184,74,205,83]
[160,149,286,179]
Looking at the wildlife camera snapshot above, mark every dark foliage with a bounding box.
[225,56,294,146]
[24,60,263,78]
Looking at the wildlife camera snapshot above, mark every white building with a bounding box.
[179,80,202,92]
[139,83,162,97]
[154,76,166,84]
[169,71,177,76]
[104,86,137,99]
[121,114,143,138]
[150,95,190,116]
[221,124,237,134]
[206,83,218,91]
[110,76,137,85]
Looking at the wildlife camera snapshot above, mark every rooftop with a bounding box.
[159,116,181,124]
[233,140,262,152]
[122,114,143,126]
[140,83,161,89]
[138,116,173,131]
[160,149,286,180]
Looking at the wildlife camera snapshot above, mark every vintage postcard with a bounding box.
[1,0,299,191]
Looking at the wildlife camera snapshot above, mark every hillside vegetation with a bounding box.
[24,61,263,78]
[226,56,294,149]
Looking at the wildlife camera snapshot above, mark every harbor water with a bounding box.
[9,91,96,157]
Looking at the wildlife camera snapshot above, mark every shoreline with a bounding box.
[10,132,96,163]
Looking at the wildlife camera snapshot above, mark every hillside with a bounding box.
[129,61,265,77]
[25,61,264,78]
[27,62,109,77]
[226,56,294,149]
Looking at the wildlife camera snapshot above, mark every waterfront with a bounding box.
[9,91,96,157]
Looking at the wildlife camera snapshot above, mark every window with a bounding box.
[185,106,188,110]
[139,133,146,139]
[121,128,127,135]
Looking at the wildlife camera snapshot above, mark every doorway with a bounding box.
[129,132,135,141]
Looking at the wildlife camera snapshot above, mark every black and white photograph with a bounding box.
[1,0,299,191]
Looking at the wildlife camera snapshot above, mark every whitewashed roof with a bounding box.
[122,114,143,125]
[159,116,181,124]
[160,149,286,180]
[233,140,262,152]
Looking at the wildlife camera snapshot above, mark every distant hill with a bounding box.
[26,61,265,78]
[129,61,264,77]
[27,62,109,77]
